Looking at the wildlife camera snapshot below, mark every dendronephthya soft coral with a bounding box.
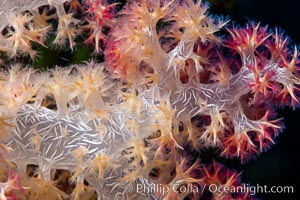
[0,0,298,199]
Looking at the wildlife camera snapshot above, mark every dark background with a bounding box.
[209,0,300,199]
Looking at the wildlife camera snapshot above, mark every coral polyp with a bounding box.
[0,0,298,199]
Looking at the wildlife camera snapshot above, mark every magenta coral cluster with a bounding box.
[0,0,299,199]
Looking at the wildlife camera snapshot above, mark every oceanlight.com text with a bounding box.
[207,183,294,196]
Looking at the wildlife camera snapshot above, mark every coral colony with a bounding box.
[0,0,299,199]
